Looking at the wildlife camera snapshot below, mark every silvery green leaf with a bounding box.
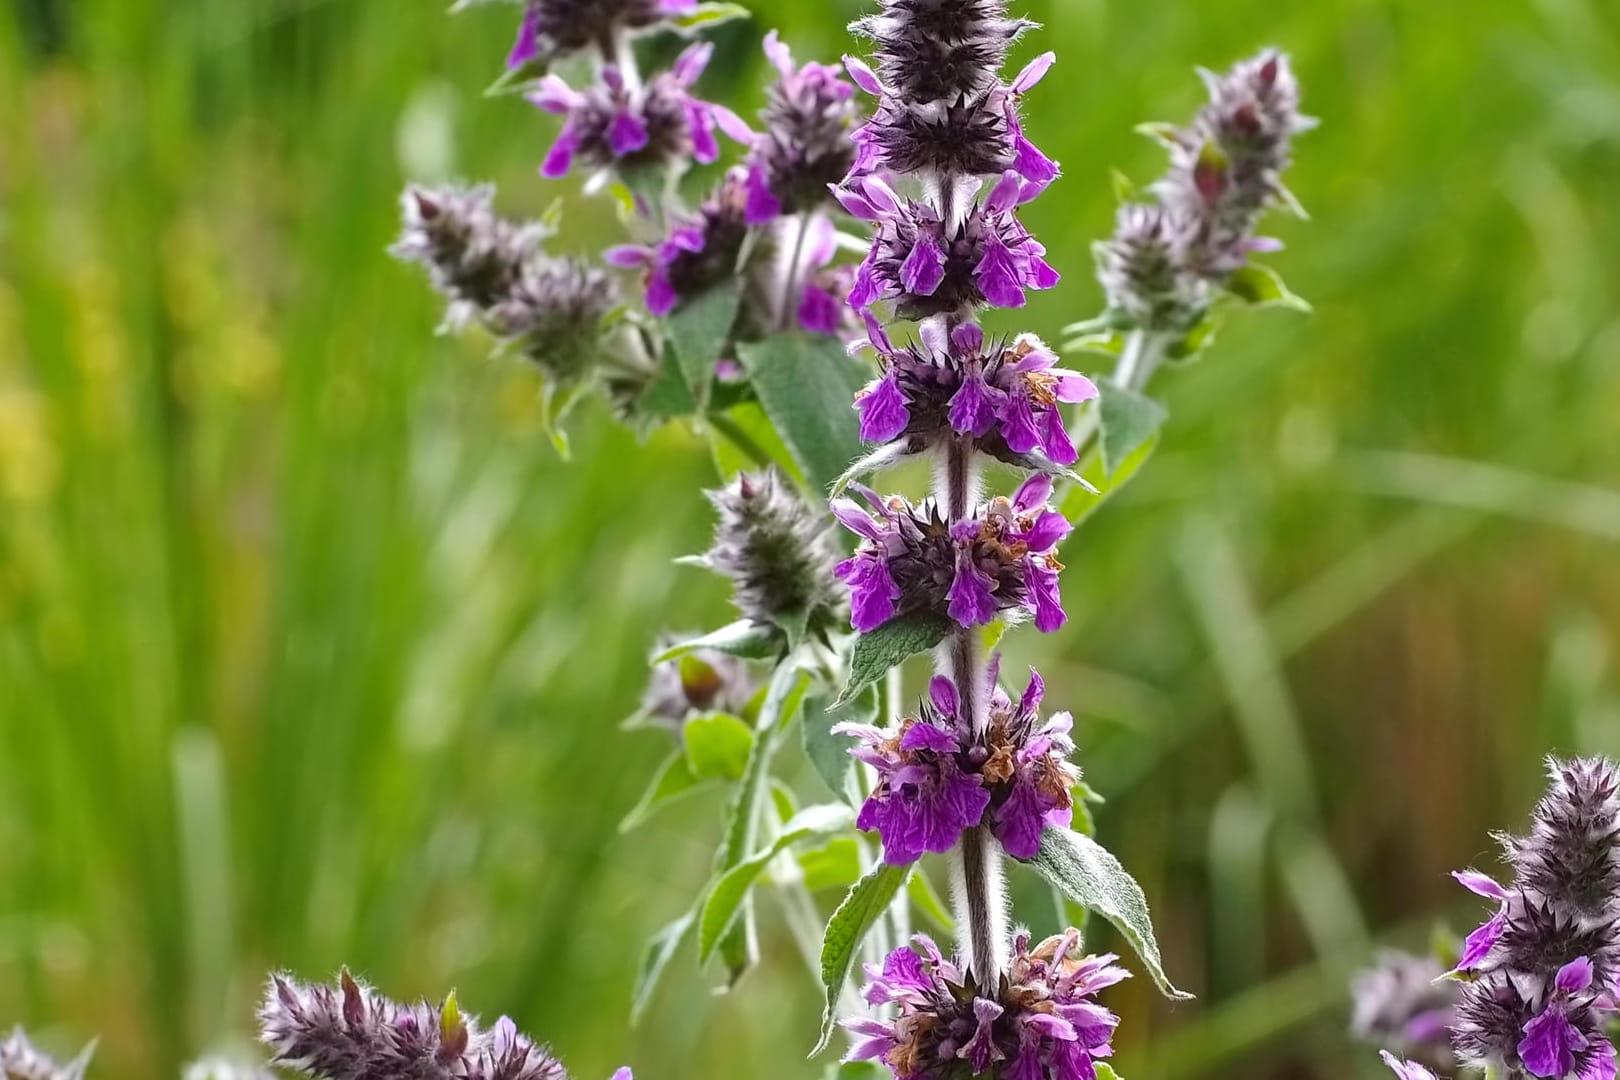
[619,751,710,833]
[1028,826,1193,1000]
[812,862,910,1056]
[631,909,695,1024]
[668,282,742,402]
[737,335,868,494]
[836,613,952,706]
[1098,383,1168,477]
[683,712,754,781]
[803,688,878,801]
[1225,264,1311,312]
[652,620,780,663]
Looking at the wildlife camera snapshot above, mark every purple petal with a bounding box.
[1013,472,1054,512]
[843,55,884,97]
[608,110,650,156]
[1520,1007,1588,1079]
[762,29,794,77]
[952,322,985,355]
[1013,131,1061,185]
[964,998,1005,1073]
[929,676,959,717]
[861,309,894,355]
[1012,51,1057,94]
[1023,510,1072,553]
[1026,562,1067,633]
[799,285,841,335]
[974,232,1027,308]
[645,270,678,317]
[947,553,999,627]
[540,122,581,178]
[529,75,577,115]
[711,104,755,144]
[686,102,719,163]
[1559,957,1596,994]
[744,165,782,225]
[1037,399,1079,465]
[899,233,947,296]
[672,41,714,86]
[1018,668,1045,715]
[603,245,651,269]
[855,372,910,443]
[1582,1040,1618,1080]
[1379,1052,1438,1080]
[506,4,539,69]
[1055,371,1100,403]
[831,498,883,541]
[992,780,1046,859]
[901,721,958,754]
[986,170,1025,214]
[1456,907,1507,970]
[947,373,1005,438]
[1453,870,1510,901]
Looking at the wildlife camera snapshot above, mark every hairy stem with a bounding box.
[777,213,812,331]
[940,437,1005,984]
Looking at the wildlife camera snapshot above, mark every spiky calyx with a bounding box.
[702,470,844,641]
[1505,757,1620,928]
[259,971,568,1080]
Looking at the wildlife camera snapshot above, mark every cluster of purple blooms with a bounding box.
[845,931,1126,1080]
[832,474,1070,636]
[1351,950,1458,1072]
[259,971,630,1080]
[507,0,695,72]
[1382,757,1620,1080]
[838,663,1078,865]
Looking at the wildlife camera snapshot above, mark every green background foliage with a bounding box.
[2,1,1618,1077]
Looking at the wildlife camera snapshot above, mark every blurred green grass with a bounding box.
[2,1,1618,1078]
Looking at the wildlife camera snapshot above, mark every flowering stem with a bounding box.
[777,213,812,331]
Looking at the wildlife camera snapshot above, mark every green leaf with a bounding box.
[804,688,878,800]
[1225,264,1311,312]
[737,334,868,494]
[652,619,780,663]
[1098,383,1168,477]
[1094,1065,1124,1080]
[1057,431,1160,529]
[799,837,863,892]
[709,403,806,485]
[668,283,742,400]
[683,712,754,781]
[672,1,752,29]
[637,345,698,419]
[1028,826,1193,1000]
[837,613,952,706]
[699,803,854,960]
[812,862,910,1056]
[1163,313,1220,362]
[907,870,955,933]
[631,909,695,1025]
[619,751,710,833]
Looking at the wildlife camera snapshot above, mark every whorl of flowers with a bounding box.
[393,186,619,385]
[260,971,626,1080]
[699,469,846,640]
[737,32,860,225]
[506,0,696,72]
[530,42,735,180]
[838,664,1078,865]
[1445,757,1620,1080]
[1098,49,1313,331]
[1351,950,1458,1071]
[832,474,1070,636]
[853,314,1096,467]
[844,931,1127,1080]
[606,166,753,316]
[1,1028,93,1080]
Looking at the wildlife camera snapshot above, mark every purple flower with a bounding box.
[1351,951,1458,1071]
[636,640,757,732]
[260,971,568,1080]
[506,0,697,71]
[844,931,1127,1080]
[841,40,1059,187]
[851,316,1098,466]
[835,173,1057,319]
[839,666,1079,865]
[735,31,859,225]
[529,43,741,179]
[1451,757,1620,1080]
[605,167,752,316]
[792,215,858,336]
[831,479,1070,635]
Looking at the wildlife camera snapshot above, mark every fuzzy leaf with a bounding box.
[799,837,864,892]
[668,283,742,400]
[737,334,868,494]
[837,614,953,706]
[1095,1066,1124,1080]
[653,620,780,663]
[699,803,855,960]
[812,862,910,1056]
[619,751,710,833]
[638,345,698,419]
[1028,826,1193,1000]
[804,689,878,801]
[1099,383,1168,477]
[1225,264,1311,312]
[631,909,695,1025]
[1058,429,1160,529]
[683,712,755,781]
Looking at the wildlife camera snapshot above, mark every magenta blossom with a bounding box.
[831,475,1071,635]
[852,314,1097,465]
[834,171,1058,320]
[529,43,742,179]
[506,0,697,71]
[845,931,1127,1080]
[736,31,859,225]
[605,167,752,316]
